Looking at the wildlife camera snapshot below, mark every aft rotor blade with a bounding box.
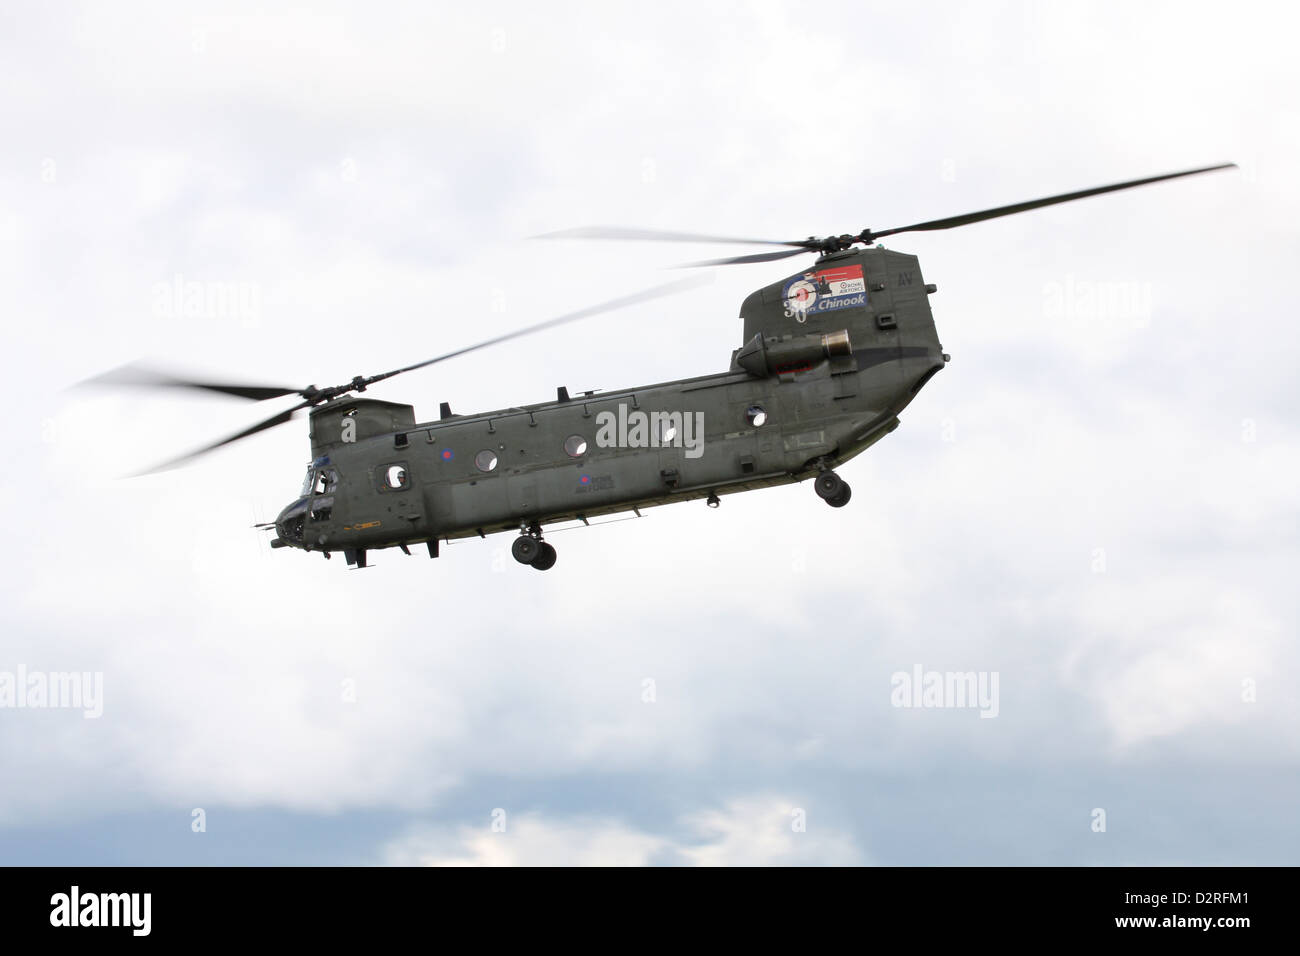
[870,163,1237,240]
[534,225,810,248]
[136,402,309,474]
[365,273,714,386]
[83,363,301,402]
[677,247,812,268]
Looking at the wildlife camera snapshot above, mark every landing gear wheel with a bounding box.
[531,541,557,571]
[512,535,541,565]
[814,471,846,501]
[827,483,852,508]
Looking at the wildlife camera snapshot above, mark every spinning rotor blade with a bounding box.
[98,273,712,472]
[136,403,310,475]
[869,163,1237,240]
[678,247,813,268]
[363,272,714,386]
[539,163,1237,265]
[534,225,809,248]
[82,364,301,402]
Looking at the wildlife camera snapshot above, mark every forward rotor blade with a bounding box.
[534,225,808,248]
[83,363,301,402]
[364,272,714,387]
[677,247,812,268]
[870,163,1237,240]
[136,402,308,475]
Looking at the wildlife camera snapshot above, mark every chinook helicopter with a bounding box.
[92,163,1234,570]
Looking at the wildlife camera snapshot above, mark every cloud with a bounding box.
[380,795,866,866]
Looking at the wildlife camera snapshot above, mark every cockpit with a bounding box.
[305,464,339,521]
[276,497,308,545]
[278,462,342,547]
[299,463,339,496]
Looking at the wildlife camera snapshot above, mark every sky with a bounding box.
[1,0,1297,865]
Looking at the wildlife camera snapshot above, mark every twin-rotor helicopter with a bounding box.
[90,164,1235,570]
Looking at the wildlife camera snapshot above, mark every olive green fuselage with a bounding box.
[274,246,946,559]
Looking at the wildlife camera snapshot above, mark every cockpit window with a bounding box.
[309,496,334,522]
[313,468,339,496]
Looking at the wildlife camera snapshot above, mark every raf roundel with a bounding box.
[441,448,454,461]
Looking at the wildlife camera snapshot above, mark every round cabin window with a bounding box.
[563,435,588,458]
[475,450,499,472]
[746,405,768,427]
[384,464,408,489]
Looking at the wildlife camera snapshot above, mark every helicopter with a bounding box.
[90,163,1235,570]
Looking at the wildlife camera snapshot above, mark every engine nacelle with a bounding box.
[734,329,852,377]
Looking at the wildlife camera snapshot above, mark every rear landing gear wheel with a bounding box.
[827,484,851,508]
[512,535,540,565]
[531,541,557,571]
[814,471,847,503]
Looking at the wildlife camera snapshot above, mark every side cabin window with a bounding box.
[384,463,409,490]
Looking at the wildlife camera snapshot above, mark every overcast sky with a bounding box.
[1,0,1297,865]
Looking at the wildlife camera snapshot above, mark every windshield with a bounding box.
[299,466,313,498]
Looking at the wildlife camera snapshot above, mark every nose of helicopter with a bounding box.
[272,497,309,548]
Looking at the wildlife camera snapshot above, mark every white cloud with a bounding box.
[380,796,865,867]
[383,816,668,867]
[678,797,864,867]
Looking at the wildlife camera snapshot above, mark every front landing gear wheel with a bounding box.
[827,483,851,508]
[512,535,541,565]
[531,542,557,571]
